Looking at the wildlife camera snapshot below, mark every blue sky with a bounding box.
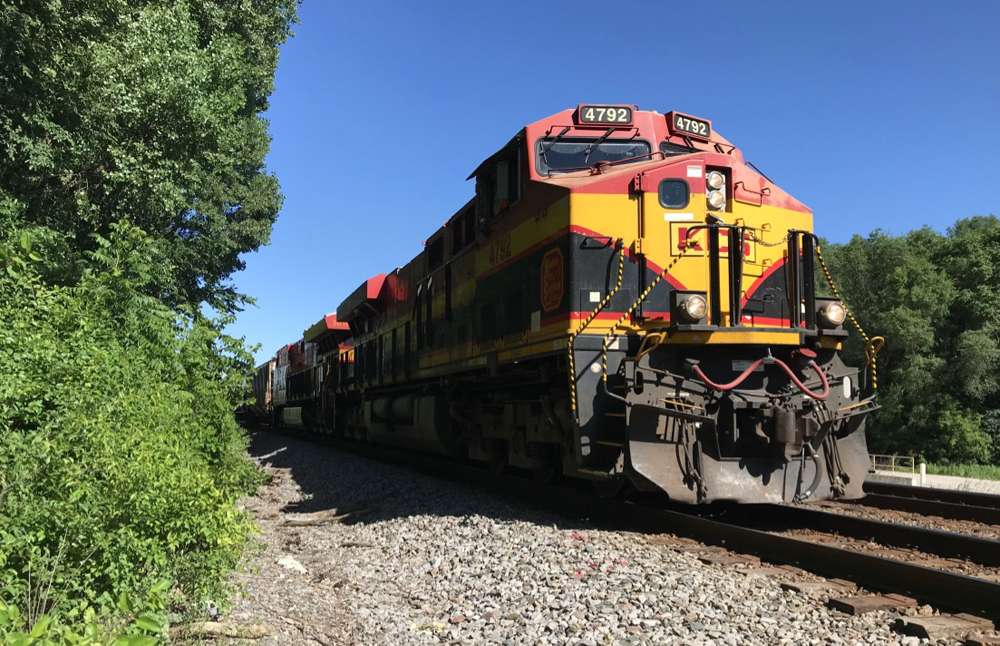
[230,0,1000,363]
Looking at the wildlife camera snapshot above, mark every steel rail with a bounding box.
[736,504,1000,566]
[487,475,1000,623]
[865,481,1000,510]
[631,507,1000,623]
[859,482,1000,525]
[857,492,1000,525]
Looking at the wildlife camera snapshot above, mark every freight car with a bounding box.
[250,104,878,504]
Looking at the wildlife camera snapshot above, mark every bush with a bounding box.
[0,579,169,645]
[0,224,261,640]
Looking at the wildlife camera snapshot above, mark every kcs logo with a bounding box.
[672,225,755,261]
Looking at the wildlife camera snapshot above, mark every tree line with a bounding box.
[821,216,1000,467]
[0,1,297,642]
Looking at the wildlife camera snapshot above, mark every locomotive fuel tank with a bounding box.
[365,393,461,455]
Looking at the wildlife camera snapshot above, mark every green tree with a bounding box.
[0,2,298,639]
[0,0,298,312]
[980,410,1000,463]
[935,217,1000,407]
[822,217,1000,465]
[822,229,953,454]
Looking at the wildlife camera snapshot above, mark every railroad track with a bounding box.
[531,490,1000,625]
[856,481,1000,525]
[709,503,1000,569]
[256,428,1000,629]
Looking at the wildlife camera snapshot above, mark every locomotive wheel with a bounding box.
[592,475,627,498]
[487,442,508,475]
[530,444,562,484]
[532,458,561,484]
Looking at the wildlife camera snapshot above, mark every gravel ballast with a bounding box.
[225,431,929,645]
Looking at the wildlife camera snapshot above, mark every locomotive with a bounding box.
[248,104,877,504]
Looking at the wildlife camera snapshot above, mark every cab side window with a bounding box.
[477,145,521,227]
[492,149,519,215]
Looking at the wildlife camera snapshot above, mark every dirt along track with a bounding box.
[210,429,979,646]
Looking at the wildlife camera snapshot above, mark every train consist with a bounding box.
[247,104,878,504]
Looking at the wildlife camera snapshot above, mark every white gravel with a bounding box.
[225,431,936,645]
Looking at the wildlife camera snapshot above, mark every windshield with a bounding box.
[535,137,651,175]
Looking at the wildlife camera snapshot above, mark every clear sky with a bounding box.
[229,0,1000,363]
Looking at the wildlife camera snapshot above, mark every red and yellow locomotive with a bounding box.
[251,104,875,504]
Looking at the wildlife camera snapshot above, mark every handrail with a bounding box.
[600,246,693,382]
[871,454,915,474]
[567,239,625,421]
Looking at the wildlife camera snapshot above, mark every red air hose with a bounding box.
[693,357,830,400]
[773,358,830,400]
[692,359,764,391]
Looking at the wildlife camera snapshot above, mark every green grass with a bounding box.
[925,463,1000,481]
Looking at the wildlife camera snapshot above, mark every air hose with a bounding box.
[773,359,830,400]
[691,359,763,391]
[794,444,824,502]
[692,357,829,400]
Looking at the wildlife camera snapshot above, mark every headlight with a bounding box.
[818,300,846,328]
[706,171,725,190]
[707,190,726,210]
[679,294,708,322]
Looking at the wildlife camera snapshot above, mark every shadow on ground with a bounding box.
[244,428,596,532]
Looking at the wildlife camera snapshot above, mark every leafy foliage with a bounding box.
[821,215,1000,464]
[0,0,297,313]
[0,579,170,645]
[0,1,297,641]
[0,224,263,641]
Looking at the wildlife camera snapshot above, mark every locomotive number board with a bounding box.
[577,105,633,124]
[668,111,711,139]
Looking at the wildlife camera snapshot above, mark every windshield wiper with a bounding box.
[583,128,615,164]
[538,126,570,164]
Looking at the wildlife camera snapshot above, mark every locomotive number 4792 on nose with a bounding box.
[673,113,710,137]
[580,106,632,124]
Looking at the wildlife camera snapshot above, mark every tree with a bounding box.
[0,0,298,312]
[821,217,1000,464]
[0,221,263,639]
[935,217,1000,408]
[0,2,298,637]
